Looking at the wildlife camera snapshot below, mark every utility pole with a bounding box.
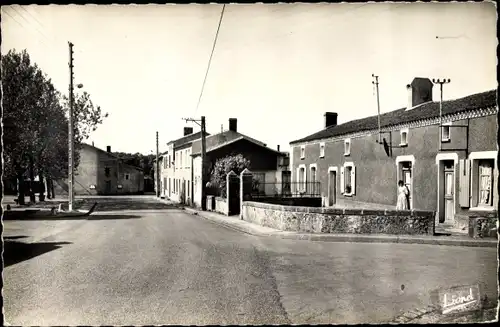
[432,78,451,137]
[182,116,207,210]
[68,42,75,212]
[156,131,160,198]
[372,74,381,143]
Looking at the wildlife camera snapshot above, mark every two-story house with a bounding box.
[160,127,210,205]
[289,77,497,234]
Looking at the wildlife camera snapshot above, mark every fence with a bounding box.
[251,181,321,198]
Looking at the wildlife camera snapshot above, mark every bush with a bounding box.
[210,154,251,197]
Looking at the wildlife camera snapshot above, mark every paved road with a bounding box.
[3,198,498,325]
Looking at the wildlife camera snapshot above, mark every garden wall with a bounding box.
[468,211,498,239]
[241,201,435,235]
[251,196,322,207]
[214,197,228,216]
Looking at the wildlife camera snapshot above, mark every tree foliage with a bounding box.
[112,152,156,178]
[209,154,251,197]
[2,49,107,202]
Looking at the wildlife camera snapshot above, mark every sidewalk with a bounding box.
[183,207,498,248]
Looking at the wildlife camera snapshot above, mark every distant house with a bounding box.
[190,118,290,208]
[54,144,144,195]
[289,77,497,234]
[156,127,210,204]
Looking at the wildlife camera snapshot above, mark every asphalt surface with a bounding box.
[2,197,498,325]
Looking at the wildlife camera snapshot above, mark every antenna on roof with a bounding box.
[372,74,382,143]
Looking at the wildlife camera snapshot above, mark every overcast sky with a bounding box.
[1,2,496,154]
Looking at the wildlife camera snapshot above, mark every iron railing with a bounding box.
[250,181,321,198]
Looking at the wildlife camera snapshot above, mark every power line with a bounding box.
[2,8,50,49]
[8,6,52,44]
[194,4,226,117]
[17,5,51,40]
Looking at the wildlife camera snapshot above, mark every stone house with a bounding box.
[289,77,497,234]
[190,118,290,208]
[55,143,144,195]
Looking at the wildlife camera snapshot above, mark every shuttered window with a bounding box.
[341,163,356,196]
[459,159,471,207]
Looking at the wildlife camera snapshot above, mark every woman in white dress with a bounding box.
[396,180,409,210]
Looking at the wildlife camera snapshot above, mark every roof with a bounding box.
[81,143,144,171]
[191,130,283,157]
[167,131,210,148]
[290,89,497,145]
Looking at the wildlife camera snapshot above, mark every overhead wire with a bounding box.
[193,4,226,118]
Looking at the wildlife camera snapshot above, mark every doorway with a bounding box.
[105,180,111,194]
[402,162,412,210]
[328,170,337,206]
[443,160,455,223]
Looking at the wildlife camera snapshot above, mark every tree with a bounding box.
[209,154,251,197]
[2,49,106,204]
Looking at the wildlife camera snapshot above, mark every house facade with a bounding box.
[157,127,209,204]
[55,144,145,195]
[191,118,290,208]
[289,78,497,232]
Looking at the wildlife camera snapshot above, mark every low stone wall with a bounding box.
[241,201,435,235]
[214,197,228,216]
[468,211,498,239]
[251,196,322,207]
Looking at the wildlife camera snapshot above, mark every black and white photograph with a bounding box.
[1,1,498,325]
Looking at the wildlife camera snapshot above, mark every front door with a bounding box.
[105,180,111,194]
[328,170,336,206]
[444,161,455,223]
[282,171,291,196]
[401,162,412,210]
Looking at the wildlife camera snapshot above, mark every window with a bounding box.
[441,122,451,142]
[310,165,317,196]
[105,167,110,177]
[400,128,408,146]
[344,139,351,156]
[341,162,356,196]
[168,155,171,168]
[125,174,130,180]
[253,172,266,195]
[319,143,325,158]
[180,152,183,168]
[297,166,306,193]
[478,159,494,207]
[300,146,305,159]
[163,157,167,169]
[187,180,190,197]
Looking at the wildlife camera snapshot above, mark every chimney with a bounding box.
[183,127,193,136]
[106,146,111,153]
[324,112,338,129]
[406,77,433,110]
[277,145,280,151]
[229,118,237,132]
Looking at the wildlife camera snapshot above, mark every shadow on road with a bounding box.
[3,239,72,268]
[87,214,141,220]
[3,235,29,240]
[3,213,142,221]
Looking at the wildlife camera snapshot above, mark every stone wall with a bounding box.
[468,211,498,239]
[252,196,322,207]
[214,197,228,216]
[242,201,435,235]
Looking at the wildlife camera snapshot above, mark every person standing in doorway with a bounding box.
[396,180,409,210]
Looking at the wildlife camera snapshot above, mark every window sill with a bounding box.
[319,155,325,158]
[399,143,408,147]
[441,139,451,143]
[343,193,353,197]
[344,153,350,156]
[469,206,495,212]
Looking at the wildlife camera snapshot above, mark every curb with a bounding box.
[184,208,497,248]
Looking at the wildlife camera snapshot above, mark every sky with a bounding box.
[1,2,497,155]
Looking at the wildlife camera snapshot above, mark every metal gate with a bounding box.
[228,173,240,216]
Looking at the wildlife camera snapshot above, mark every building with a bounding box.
[157,127,210,204]
[289,77,497,233]
[54,143,145,195]
[191,118,290,208]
